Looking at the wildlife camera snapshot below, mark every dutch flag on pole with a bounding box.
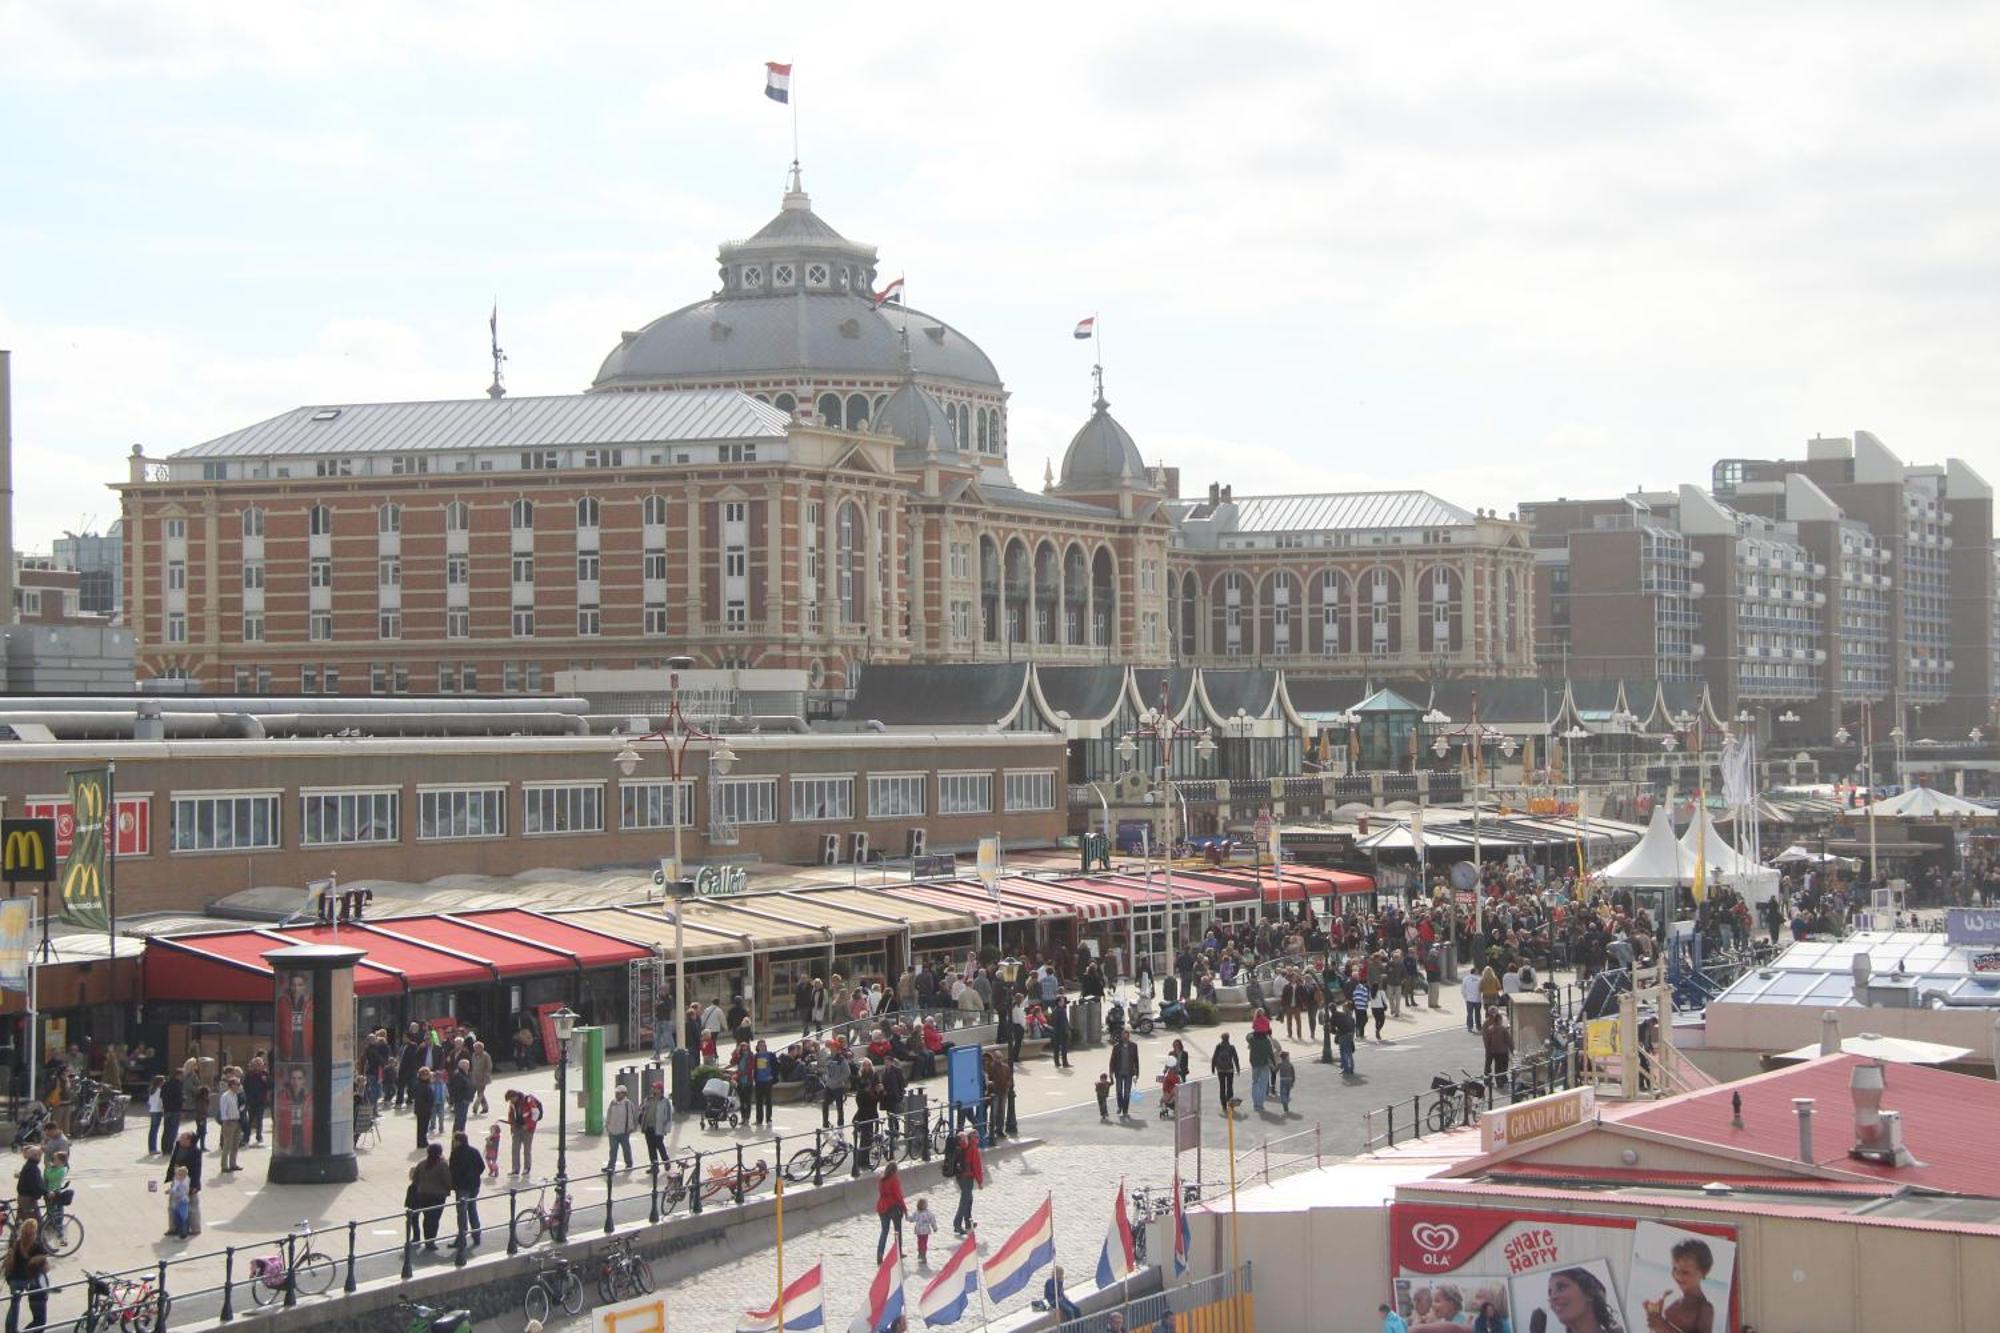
[981,1195,1056,1303]
[848,1244,905,1333]
[917,1234,980,1327]
[1096,1180,1138,1288]
[737,1262,825,1331]
[873,277,905,308]
[1172,1175,1191,1278]
[1073,316,1095,340]
[765,62,792,103]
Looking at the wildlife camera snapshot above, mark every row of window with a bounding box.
[233,495,675,542]
[163,771,1058,853]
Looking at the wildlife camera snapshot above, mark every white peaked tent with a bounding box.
[1862,786,1990,818]
[1597,803,1691,886]
[1678,804,1782,906]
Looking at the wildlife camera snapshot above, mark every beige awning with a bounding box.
[549,906,750,960]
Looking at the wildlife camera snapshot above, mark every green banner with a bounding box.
[61,768,110,930]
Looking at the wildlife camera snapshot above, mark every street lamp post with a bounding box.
[613,659,737,1109]
[1836,702,1879,884]
[1429,693,1516,938]
[550,1005,578,1241]
[1115,681,1216,975]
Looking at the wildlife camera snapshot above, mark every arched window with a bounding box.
[977,409,991,453]
[1034,542,1060,644]
[642,495,668,527]
[1262,571,1299,657]
[309,504,332,536]
[1361,567,1401,657]
[445,501,470,533]
[576,497,600,529]
[955,404,970,449]
[817,393,843,428]
[1064,544,1089,645]
[774,392,796,415]
[240,507,265,539]
[1419,566,1461,654]
[979,535,1001,643]
[1178,571,1200,657]
[377,502,401,535]
[846,393,871,429]
[1091,548,1117,649]
[511,499,534,532]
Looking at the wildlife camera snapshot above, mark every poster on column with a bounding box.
[1386,1203,1739,1332]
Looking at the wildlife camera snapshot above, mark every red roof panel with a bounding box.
[281,924,493,992]
[452,909,651,968]
[369,917,574,976]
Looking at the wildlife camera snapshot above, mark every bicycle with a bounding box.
[522,1253,584,1326]
[780,1130,850,1183]
[654,1156,695,1215]
[596,1234,655,1304]
[245,1220,338,1305]
[40,1197,84,1259]
[74,1270,169,1333]
[509,1186,572,1248]
[1426,1073,1487,1134]
[700,1156,769,1203]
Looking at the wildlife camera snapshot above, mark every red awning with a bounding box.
[992,877,1126,921]
[143,933,288,1004]
[366,916,575,977]
[279,924,495,993]
[1148,871,1262,905]
[890,885,1031,925]
[450,910,652,969]
[922,879,1070,919]
[1073,875,1218,909]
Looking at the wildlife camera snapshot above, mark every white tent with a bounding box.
[1862,786,1991,818]
[1679,805,1782,907]
[1769,843,1852,866]
[1596,803,1691,886]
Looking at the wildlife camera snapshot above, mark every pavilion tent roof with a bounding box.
[1596,803,1691,885]
[1863,786,1991,818]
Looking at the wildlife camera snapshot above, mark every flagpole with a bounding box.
[774,1173,784,1327]
[105,760,116,966]
[791,61,800,170]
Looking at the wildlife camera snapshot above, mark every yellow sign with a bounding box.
[1585,1017,1622,1060]
[1480,1085,1596,1152]
[1,820,55,884]
[593,1293,666,1333]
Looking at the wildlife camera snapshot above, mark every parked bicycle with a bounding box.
[780,1131,850,1184]
[654,1156,695,1215]
[246,1220,338,1305]
[522,1253,584,1325]
[394,1295,472,1333]
[509,1186,573,1248]
[1427,1073,1488,1133]
[74,1270,169,1333]
[596,1234,655,1304]
[700,1156,769,1203]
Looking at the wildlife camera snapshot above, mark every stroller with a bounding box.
[701,1077,744,1130]
[1156,1060,1181,1120]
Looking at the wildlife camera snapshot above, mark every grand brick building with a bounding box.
[115,171,1536,694]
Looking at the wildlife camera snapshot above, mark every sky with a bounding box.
[4,2,2000,551]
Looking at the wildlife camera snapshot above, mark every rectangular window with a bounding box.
[300,789,401,847]
[379,556,401,586]
[520,450,559,470]
[241,508,265,538]
[577,552,600,582]
[461,664,478,692]
[714,777,778,826]
[724,548,747,578]
[310,558,332,589]
[644,603,669,636]
[242,613,264,642]
[447,554,469,586]
[577,604,600,636]
[582,448,622,468]
[938,771,992,816]
[789,775,854,822]
[167,561,186,591]
[166,612,187,643]
[301,666,318,694]
[370,664,388,694]
[438,664,457,693]
[522,783,603,836]
[243,562,265,592]
[417,787,508,841]
[512,554,535,583]
[643,551,668,580]
[389,456,430,476]
[379,610,401,640]
[868,773,927,819]
[723,501,747,524]
[618,780,694,831]
[165,518,187,540]
[170,792,281,853]
[725,601,747,627]
[447,608,470,639]
[512,605,535,637]
[1004,770,1056,812]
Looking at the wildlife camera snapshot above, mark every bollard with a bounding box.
[401,1233,414,1283]
[649,1160,661,1225]
[454,1199,468,1269]
[219,1247,236,1322]
[506,1188,520,1257]
[605,1166,617,1234]
[690,1151,704,1214]
[156,1261,171,1332]
[344,1220,359,1294]
[850,1128,863,1180]
[734,1144,747,1205]
[812,1129,824,1188]
[1386,1103,1396,1147]
[283,1231,298,1308]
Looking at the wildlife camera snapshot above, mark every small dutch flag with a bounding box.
[765,62,792,104]
[1073,316,1095,340]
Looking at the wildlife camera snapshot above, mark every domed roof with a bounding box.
[593,297,1000,391]
[1056,392,1149,492]
[876,380,962,460]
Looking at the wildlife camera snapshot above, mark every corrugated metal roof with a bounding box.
[1226,491,1476,532]
[171,388,791,459]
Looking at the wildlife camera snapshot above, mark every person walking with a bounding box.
[1107,1029,1140,1118]
[409,1142,452,1252]
[448,1130,486,1250]
[752,1040,777,1126]
[216,1078,243,1173]
[13,1149,44,1227]
[819,1044,852,1128]
[875,1159,907,1262]
[639,1081,673,1166]
[1246,1022,1275,1113]
[447,1060,474,1135]
[1210,1033,1241,1108]
[1481,1008,1513,1080]
[1334,1002,1358,1076]
[4,1216,49,1333]
[157,1070,184,1154]
[469,1042,494,1116]
[505,1089,542,1178]
[412,1069,438,1153]
[145,1077,167,1156]
[1050,995,1072,1069]
[396,1029,425,1109]
[604,1086,637,1172]
[942,1129,983,1236]
[1462,966,1483,1033]
[190,1083,212,1153]
[242,1058,270,1148]
[1370,982,1390,1042]
[163,1131,202,1237]
[1276,1051,1297,1115]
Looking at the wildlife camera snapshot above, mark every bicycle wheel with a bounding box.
[657,1178,687,1215]
[132,1290,169,1333]
[512,1209,546,1249]
[781,1147,820,1183]
[634,1258,655,1293]
[250,1272,282,1309]
[69,1307,102,1333]
[559,1268,584,1315]
[1426,1099,1453,1135]
[42,1213,83,1257]
[700,1173,730,1202]
[598,1269,618,1306]
[294,1251,337,1297]
[523,1282,552,1327]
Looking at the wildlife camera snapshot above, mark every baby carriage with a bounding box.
[1156,1061,1181,1120]
[701,1076,743,1130]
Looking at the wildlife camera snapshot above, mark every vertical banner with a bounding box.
[0,900,31,993]
[977,836,1001,902]
[60,768,110,929]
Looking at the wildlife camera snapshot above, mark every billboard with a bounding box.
[1387,1203,1739,1332]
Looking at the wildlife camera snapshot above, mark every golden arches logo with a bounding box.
[2,830,45,874]
[62,859,101,903]
[75,781,105,822]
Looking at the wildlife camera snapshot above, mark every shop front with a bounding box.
[548,906,752,1052]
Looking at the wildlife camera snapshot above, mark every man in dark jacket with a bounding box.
[447,1060,474,1134]
[793,976,815,1036]
[396,1033,424,1109]
[1050,995,1072,1069]
[158,1073,185,1153]
[412,1069,439,1151]
[448,1130,486,1248]
[1107,1031,1140,1117]
[1210,1033,1241,1108]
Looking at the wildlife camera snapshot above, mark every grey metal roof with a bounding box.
[172,389,790,459]
[1209,491,1476,533]
[845,664,1030,727]
[980,481,1123,519]
[1057,400,1148,492]
[593,297,1002,391]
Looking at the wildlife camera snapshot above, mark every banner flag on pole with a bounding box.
[981,1195,1055,1302]
[738,1261,824,1331]
[60,767,109,930]
[917,1234,980,1326]
[1096,1180,1138,1287]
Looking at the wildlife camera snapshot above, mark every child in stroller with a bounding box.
[701,1076,744,1130]
[1155,1059,1181,1120]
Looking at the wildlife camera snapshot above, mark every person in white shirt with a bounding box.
[1461,968,1483,1033]
[217,1078,244,1173]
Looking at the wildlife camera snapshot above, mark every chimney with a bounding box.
[1850,1061,1884,1152]
[0,350,13,630]
[1207,482,1220,505]
[1221,484,1232,504]
[1819,1009,1842,1056]
[1792,1097,1816,1163]
[1851,950,1872,999]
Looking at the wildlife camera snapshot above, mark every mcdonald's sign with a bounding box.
[61,768,110,930]
[1,821,56,886]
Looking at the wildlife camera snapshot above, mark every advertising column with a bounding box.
[263,944,364,1185]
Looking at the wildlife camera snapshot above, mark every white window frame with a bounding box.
[713,777,778,826]
[416,785,508,841]
[1003,769,1057,812]
[522,782,604,837]
[938,771,993,816]
[299,787,401,847]
[868,772,927,820]
[618,780,695,831]
[169,790,282,854]
[789,775,854,823]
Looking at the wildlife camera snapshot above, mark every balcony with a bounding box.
[701,619,771,637]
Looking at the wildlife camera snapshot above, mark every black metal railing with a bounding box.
[1359,1052,1575,1151]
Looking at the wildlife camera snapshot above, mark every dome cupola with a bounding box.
[1055,370,1149,493]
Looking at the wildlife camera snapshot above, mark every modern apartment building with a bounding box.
[1519,495,1700,684]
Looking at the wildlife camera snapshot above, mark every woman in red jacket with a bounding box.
[875,1159,906,1261]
